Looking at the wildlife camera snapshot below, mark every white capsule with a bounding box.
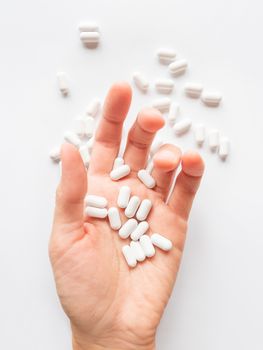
[110,164,131,181]
[155,79,174,94]
[79,144,91,167]
[152,97,171,113]
[64,131,81,148]
[49,146,61,162]
[173,119,192,136]
[139,235,155,258]
[157,48,176,64]
[78,22,99,32]
[125,196,141,218]
[194,124,205,146]
[168,102,180,123]
[113,157,124,170]
[119,218,138,239]
[184,82,203,98]
[151,233,172,251]
[130,221,149,241]
[136,199,152,221]
[80,32,100,44]
[146,160,154,173]
[57,72,69,96]
[108,207,122,230]
[85,206,107,218]
[169,59,188,76]
[87,136,95,152]
[219,137,230,160]
[84,116,95,138]
[74,116,88,138]
[137,169,156,189]
[130,241,146,262]
[150,139,163,157]
[201,91,222,107]
[117,186,131,209]
[133,72,149,93]
[86,99,101,118]
[208,129,220,151]
[122,245,137,268]
[85,195,108,208]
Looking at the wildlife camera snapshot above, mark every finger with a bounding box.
[151,144,182,199]
[168,151,205,220]
[54,143,87,227]
[123,108,164,171]
[89,82,132,174]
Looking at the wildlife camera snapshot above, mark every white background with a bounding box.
[0,0,263,349]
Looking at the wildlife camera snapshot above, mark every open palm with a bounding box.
[49,83,204,350]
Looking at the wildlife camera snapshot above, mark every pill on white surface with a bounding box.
[157,48,176,64]
[110,164,131,181]
[173,119,192,135]
[79,144,91,167]
[64,131,81,148]
[122,245,137,268]
[139,235,155,258]
[49,146,61,162]
[133,72,149,93]
[86,99,101,118]
[108,207,122,230]
[155,79,174,94]
[84,116,96,138]
[150,139,163,157]
[184,82,203,98]
[125,196,141,218]
[208,129,220,151]
[137,169,156,189]
[136,199,152,221]
[85,206,108,218]
[113,157,124,170]
[117,186,131,209]
[87,136,95,152]
[194,124,205,146]
[80,32,100,44]
[85,195,108,208]
[146,160,154,173]
[130,241,146,262]
[152,97,171,113]
[74,117,88,138]
[130,221,149,241]
[219,137,230,160]
[57,72,69,96]
[151,233,172,251]
[169,59,188,76]
[119,218,138,239]
[201,91,222,107]
[78,22,99,32]
[168,102,180,123]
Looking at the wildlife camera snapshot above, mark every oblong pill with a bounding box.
[113,157,124,170]
[152,97,171,113]
[79,144,91,167]
[168,102,180,123]
[155,79,174,94]
[78,22,99,32]
[150,139,163,157]
[137,169,156,189]
[117,186,131,209]
[108,207,122,230]
[136,199,152,221]
[125,196,141,218]
[194,124,205,146]
[85,195,108,208]
[133,72,149,93]
[173,119,192,135]
[146,160,154,173]
[57,72,69,96]
[86,99,101,118]
[208,129,220,151]
[169,59,188,76]
[80,32,100,43]
[119,218,138,239]
[74,117,88,138]
[184,82,203,98]
[49,146,61,162]
[87,136,94,152]
[151,233,172,251]
[139,235,155,258]
[130,221,149,241]
[85,116,95,138]
[201,91,222,107]
[64,131,81,148]
[219,137,230,160]
[157,48,176,64]
[122,245,137,268]
[130,241,146,262]
[110,164,131,181]
[85,207,108,218]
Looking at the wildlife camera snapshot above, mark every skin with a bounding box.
[49,82,205,350]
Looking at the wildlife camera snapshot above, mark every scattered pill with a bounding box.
[78,22,99,32]
[80,32,100,44]
[113,157,124,169]
[57,72,69,96]
[110,164,131,181]
[150,139,163,157]
[155,79,174,94]
[122,245,137,268]
[49,146,61,162]
[125,196,141,218]
[184,82,203,98]
[64,131,81,148]
[86,99,101,118]
[133,72,149,93]
[136,199,152,221]
[85,116,96,138]
[79,144,90,167]
[139,235,155,258]
[119,218,138,239]
[85,195,108,208]
[194,124,205,146]
[173,119,192,135]
[108,207,122,230]
[208,129,220,151]
[168,102,180,123]
[201,91,222,107]
[169,59,188,76]
[85,206,108,218]
[74,116,88,138]
[152,97,171,113]
[87,136,95,152]
[157,48,176,64]
[130,241,146,262]
[146,160,154,173]
[219,137,230,160]
[151,233,172,251]
[137,169,156,189]
[130,221,149,241]
[117,186,131,209]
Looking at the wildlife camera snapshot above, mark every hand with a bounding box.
[49,82,205,350]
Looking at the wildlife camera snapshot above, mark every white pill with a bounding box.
[119,218,138,239]
[133,72,149,93]
[155,79,174,94]
[131,221,149,241]
[168,102,180,123]
[108,207,122,230]
[219,137,230,160]
[87,136,95,152]
[74,117,88,138]
[139,235,155,258]
[85,206,107,218]
[136,199,152,221]
[194,124,205,146]
[110,164,131,181]
[49,146,61,162]
[86,99,101,118]
[57,72,69,96]
[79,144,90,167]
[173,119,192,135]
[146,160,154,173]
[150,139,163,157]
[130,241,146,262]
[84,116,95,138]
[151,233,172,251]
[169,59,188,76]
[78,22,99,32]
[122,245,137,268]
[152,97,171,113]
[85,195,108,208]
[157,48,176,64]
[64,131,81,148]
[201,91,222,107]
[137,169,156,189]
[125,196,141,218]
[80,32,100,43]
[113,157,124,170]
[208,129,220,151]
[184,82,203,98]
[117,186,131,209]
